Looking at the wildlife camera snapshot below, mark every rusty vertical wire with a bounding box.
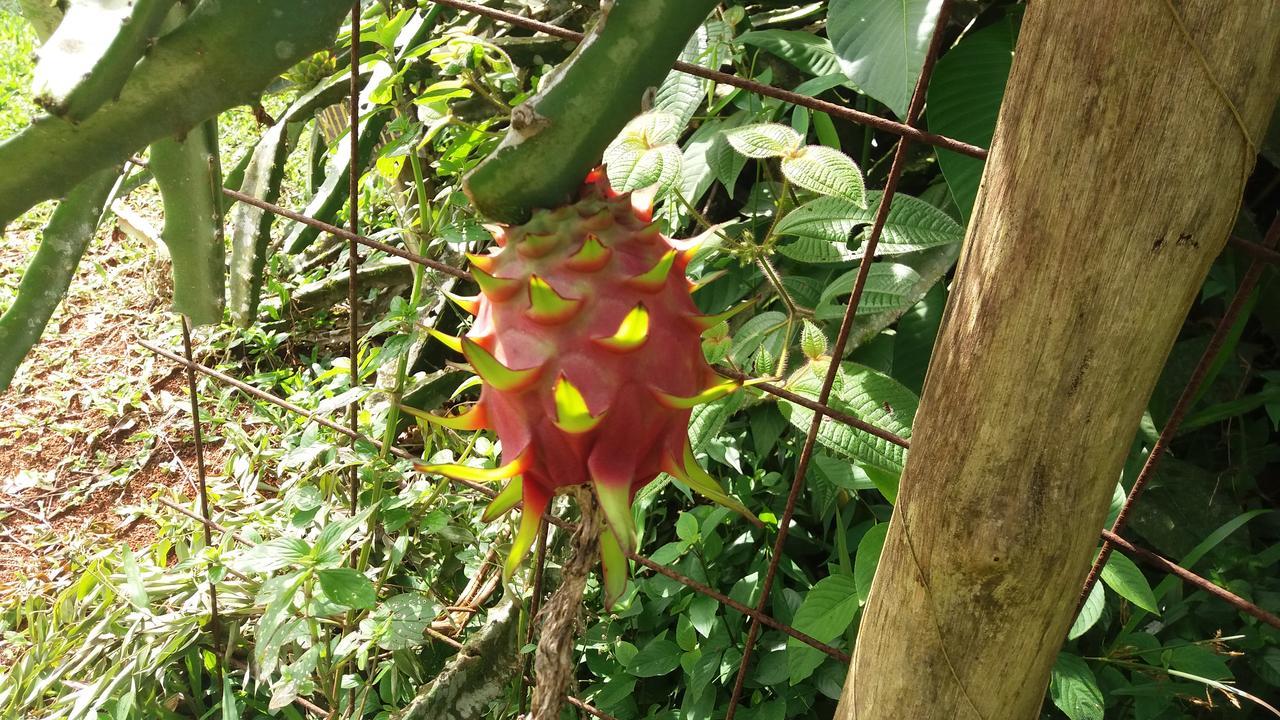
[1078,212,1280,604]
[723,3,953,717]
[346,3,362,513]
[518,518,550,715]
[180,316,221,644]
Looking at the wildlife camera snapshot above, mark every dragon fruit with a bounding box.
[415,170,751,606]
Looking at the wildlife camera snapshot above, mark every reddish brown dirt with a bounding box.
[0,201,223,601]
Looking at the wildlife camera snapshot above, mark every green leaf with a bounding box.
[729,311,788,365]
[780,361,916,475]
[1100,552,1159,614]
[317,568,376,611]
[244,537,312,572]
[119,547,150,611]
[828,0,944,118]
[926,18,1015,220]
[786,574,859,684]
[776,236,856,264]
[774,193,961,259]
[628,633,682,677]
[1068,580,1105,640]
[689,594,719,638]
[892,282,946,394]
[738,30,843,78]
[655,24,711,128]
[362,593,437,651]
[800,319,828,359]
[604,111,686,196]
[1050,653,1104,720]
[854,523,888,605]
[780,145,865,205]
[816,264,923,320]
[724,123,803,159]
[1167,645,1232,682]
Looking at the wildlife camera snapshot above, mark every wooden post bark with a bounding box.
[837,2,1280,718]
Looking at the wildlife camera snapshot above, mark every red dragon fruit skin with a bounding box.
[416,170,752,607]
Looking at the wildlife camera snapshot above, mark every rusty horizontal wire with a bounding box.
[221,188,470,280]
[718,367,910,448]
[1100,530,1280,630]
[627,552,850,662]
[425,0,987,159]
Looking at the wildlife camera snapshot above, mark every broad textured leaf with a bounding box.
[605,112,686,196]
[729,311,788,364]
[1051,653,1104,720]
[777,236,856,264]
[892,283,946,394]
[786,575,859,684]
[362,593,437,651]
[1068,580,1104,640]
[1101,553,1159,614]
[724,123,803,159]
[781,361,916,474]
[828,0,944,117]
[655,25,711,128]
[739,30,843,78]
[854,523,888,605]
[707,111,752,196]
[775,193,961,259]
[926,19,1015,220]
[780,145,866,205]
[816,264,923,320]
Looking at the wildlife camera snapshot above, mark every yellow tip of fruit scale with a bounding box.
[553,374,605,433]
[690,299,756,333]
[652,379,740,409]
[526,275,582,325]
[415,451,530,484]
[399,402,487,431]
[443,289,481,316]
[593,303,649,352]
[517,231,560,258]
[661,443,759,526]
[482,478,523,521]
[470,265,522,302]
[460,337,542,392]
[426,327,464,353]
[566,234,611,272]
[626,249,676,292]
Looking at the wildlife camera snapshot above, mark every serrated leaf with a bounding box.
[800,319,828,359]
[656,25,711,128]
[786,575,859,684]
[725,123,803,159]
[739,30,843,78]
[1101,552,1159,614]
[854,523,888,605]
[927,19,1015,220]
[780,145,865,205]
[708,112,752,196]
[729,311,788,365]
[777,236,857,264]
[362,593,437,651]
[828,0,944,118]
[605,112,686,196]
[1051,653,1104,720]
[775,193,961,261]
[1068,580,1105,640]
[780,361,916,474]
[816,264,923,320]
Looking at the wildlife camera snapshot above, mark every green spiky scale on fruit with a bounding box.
[418,171,754,608]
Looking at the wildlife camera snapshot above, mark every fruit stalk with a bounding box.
[463,0,718,223]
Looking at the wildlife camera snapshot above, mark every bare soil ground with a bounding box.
[0,197,220,602]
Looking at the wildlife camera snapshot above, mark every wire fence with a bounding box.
[133,1,1280,717]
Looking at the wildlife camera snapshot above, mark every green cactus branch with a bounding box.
[151,119,226,325]
[32,0,180,121]
[0,0,352,231]
[463,0,719,224]
[0,166,121,392]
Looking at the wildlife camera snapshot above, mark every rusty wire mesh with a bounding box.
[138,1,1280,717]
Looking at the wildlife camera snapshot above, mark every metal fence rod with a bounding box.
[1100,530,1280,630]
[722,1,954,713]
[346,2,363,513]
[1229,235,1280,265]
[424,0,987,160]
[220,188,469,279]
[179,316,221,643]
[1078,213,1280,603]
